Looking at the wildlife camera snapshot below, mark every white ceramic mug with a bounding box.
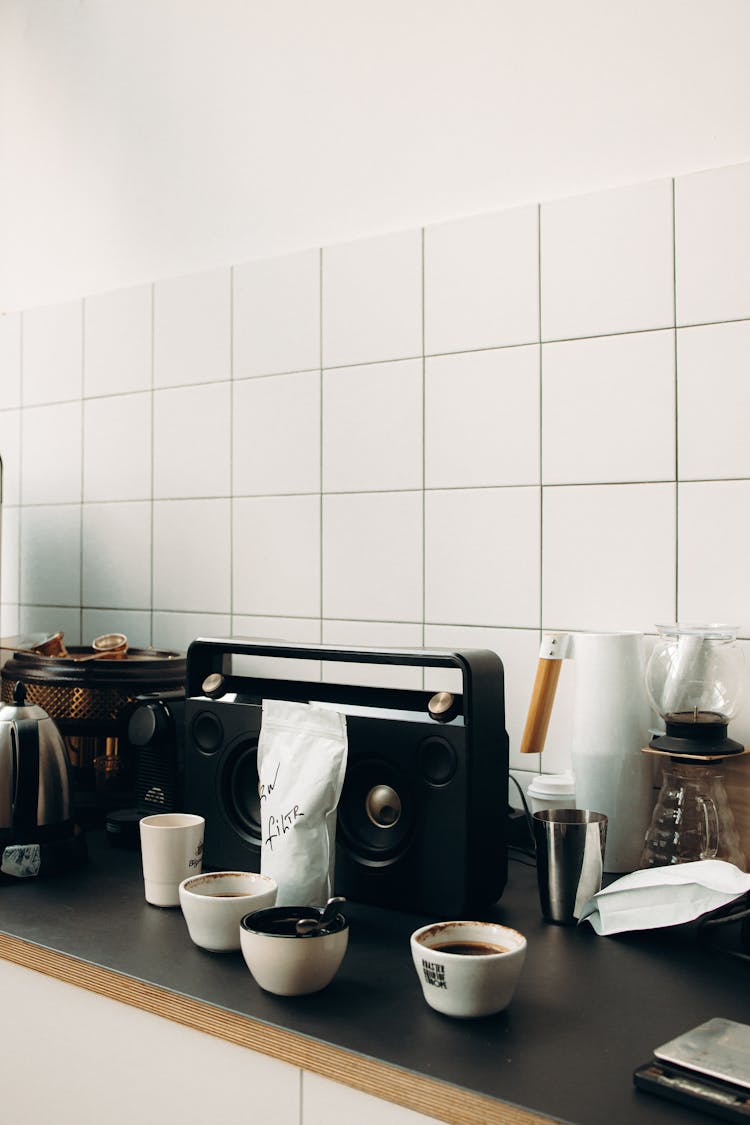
[139,813,205,907]
[179,871,278,951]
[410,920,527,1018]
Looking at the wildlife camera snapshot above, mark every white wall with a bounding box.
[3,160,750,791]
[2,3,750,794]
[2,0,750,311]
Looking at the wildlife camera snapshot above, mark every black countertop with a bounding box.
[0,833,747,1125]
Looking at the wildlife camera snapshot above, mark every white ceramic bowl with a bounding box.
[410,920,527,1018]
[179,871,278,952]
[240,905,348,995]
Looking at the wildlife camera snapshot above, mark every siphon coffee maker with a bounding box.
[640,624,746,870]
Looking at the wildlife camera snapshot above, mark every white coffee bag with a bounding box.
[258,698,348,908]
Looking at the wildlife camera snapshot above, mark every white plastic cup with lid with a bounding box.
[526,772,576,814]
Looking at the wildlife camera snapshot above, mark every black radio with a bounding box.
[130,638,509,917]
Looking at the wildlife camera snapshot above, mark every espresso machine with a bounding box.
[1,641,186,829]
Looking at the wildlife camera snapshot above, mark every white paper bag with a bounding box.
[258,698,348,908]
[578,859,750,936]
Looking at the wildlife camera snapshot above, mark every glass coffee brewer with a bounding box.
[640,624,746,870]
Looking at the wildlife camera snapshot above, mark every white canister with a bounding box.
[526,772,576,814]
[568,632,654,872]
[520,630,656,873]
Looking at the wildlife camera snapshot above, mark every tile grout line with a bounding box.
[229,267,235,632]
[11,598,750,641]
[8,315,746,414]
[4,605,543,627]
[14,474,750,509]
[535,202,543,778]
[319,246,324,645]
[17,313,24,633]
[149,283,155,645]
[79,299,85,643]
[537,203,544,648]
[672,178,680,623]
[420,226,426,672]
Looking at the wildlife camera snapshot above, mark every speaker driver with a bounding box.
[365,784,402,828]
[218,737,261,845]
[418,736,457,786]
[191,710,224,753]
[338,759,413,861]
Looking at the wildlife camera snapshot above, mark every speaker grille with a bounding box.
[218,738,262,846]
[137,747,178,812]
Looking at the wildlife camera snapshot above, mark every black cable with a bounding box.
[508,774,536,862]
[508,847,537,868]
[697,893,750,963]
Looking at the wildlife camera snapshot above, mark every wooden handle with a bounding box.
[519,657,563,754]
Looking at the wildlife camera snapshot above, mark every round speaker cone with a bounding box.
[338,759,413,860]
[218,738,261,845]
[365,784,402,828]
[418,736,458,786]
[191,710,224,753]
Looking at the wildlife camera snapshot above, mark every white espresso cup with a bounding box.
[139,813,205,907]
[179,871,278,951]
[410,920,527,1018]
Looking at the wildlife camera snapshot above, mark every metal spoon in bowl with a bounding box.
[295,896,347,936]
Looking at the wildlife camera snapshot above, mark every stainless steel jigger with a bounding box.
[533,809,608,925]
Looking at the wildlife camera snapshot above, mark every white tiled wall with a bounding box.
[3,161,750,788]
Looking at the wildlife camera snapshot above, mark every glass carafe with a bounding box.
[639,761,746,870]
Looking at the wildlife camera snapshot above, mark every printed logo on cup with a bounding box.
[421,960,447,990]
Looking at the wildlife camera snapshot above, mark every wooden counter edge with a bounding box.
[0,932,553,1125]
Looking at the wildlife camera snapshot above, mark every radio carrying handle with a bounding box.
[186,637,504,725]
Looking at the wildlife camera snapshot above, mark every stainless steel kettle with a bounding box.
[0,681,73,845]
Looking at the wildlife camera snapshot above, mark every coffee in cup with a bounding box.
[179,870,278,951]
[432,940,509,955]
[410,920,526,1018]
